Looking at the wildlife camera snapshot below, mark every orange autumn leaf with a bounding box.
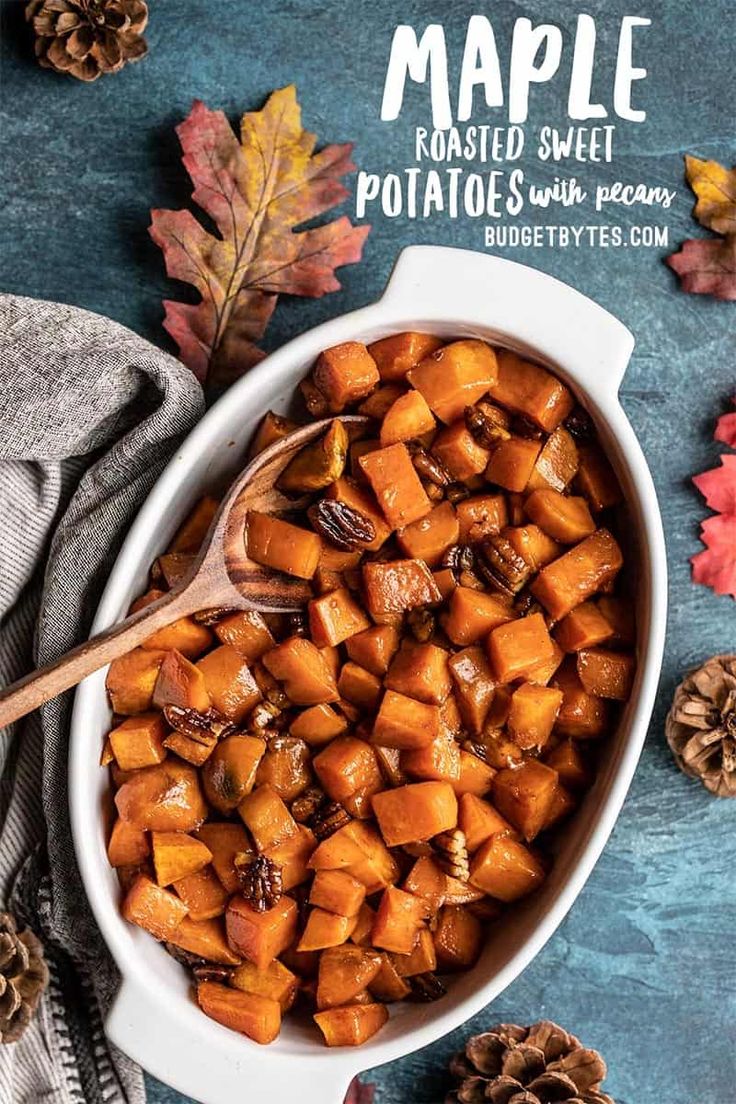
[150,86,370,384]
[684,155,736,236]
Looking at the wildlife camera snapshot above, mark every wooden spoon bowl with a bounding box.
[0,415,368,728]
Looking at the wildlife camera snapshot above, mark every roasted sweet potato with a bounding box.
[196,822,251,894]
[277,420,349,493]
[231,959,298,1012]
[552,660,610,739]
[132,589,214,658]
[310,822,399,894]
[122,873,189,941]
[310,870,366,917]
[238,784,299,852]
[597,596,636,646]
[359,442,432,529]
[197,980,281,1044]
[386,641,451,705]
[442,586,514,646]
[246,511,321,579]
[396,501,459,567]
[172,866,229,921]
[503,524,560,570]
[368,332,443,381]
[115,760,207,832]
[316,945,382,1010]
[226,894,298,970]
[469,834,545,901]
[298,908,358,951]
[451,750,496,797]
[408,340,498,424]
[289,703,348,746]
[313,342,380,412]
[577,647,635,700]
[554,602,613,652]
[433,906,483,970]
[196,645,261,723]
[576,443,622,511]
[486,435,542,493]
[448,647,496,734]
[267,825,316,891]
[255,735,311,802]
[372,781,457,846]
[325,477,391,550]
[506,683,564,750]
[455,494,508,543]
[392,927,437,976]
[489,351,574,432]
[168,915,241,965]
[487,612,556,684]
[458,793,515,851]
[214,611,275,661]
[107,818,149,868]
[368,953,412,1001]
[432,422,491,481]
[108,713,167,771]
[314,1001,388,1046]
[314,736,383,807]
[337,663,383,712]
[531,529,623,620]
[249,410,300,459]
[345,624,400,676]
[372,690,440,750]
[168,496,218,554]
[525,488,596,544]
[263,636,339,705]
[202,734,265,813]
[106,648,167,715]
[363,559,441,618]
[401,730,461,783]
[151,831,212,886]
[152,649,211,712]
[380,389,436,445]
[492,760,559,841]
[526,426,579,491]
[308,587,371,647]
[371,886,427,954]
[544,739,589,792]
[359,384,405,421]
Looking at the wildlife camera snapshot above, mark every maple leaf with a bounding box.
[343,1078,375,1104]
[714,408,736,448]
[685,155,736,236]
[691,418,736,599]
[150,86,370,383]
[666,236,736,301]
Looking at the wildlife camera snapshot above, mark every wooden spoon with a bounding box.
[0,415,368,728]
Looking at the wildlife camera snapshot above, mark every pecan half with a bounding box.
[564,405,594,440]
[192,964,234,983]
[464,401,511,448]
[512,414,544,440]
[163,704,237,745]
[309,801,351,840]
[307,499,376,551]
[446,482,471,505]
[235,853,283,912]
[432,828,470,882]
[408,972,447,1002]
[440,544,476,580]
[407,607,435,642]
[290,785,326,824]
[407,443,452,487]
[475,535,531,596]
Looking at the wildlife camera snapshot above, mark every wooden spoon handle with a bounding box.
[0,582,208,729]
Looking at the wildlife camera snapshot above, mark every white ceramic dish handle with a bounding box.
[379,245,635,405]
[106,979,358,1104]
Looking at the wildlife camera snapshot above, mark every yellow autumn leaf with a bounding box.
[685,155,736,236]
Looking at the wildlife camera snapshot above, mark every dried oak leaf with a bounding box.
[666,236,736,301]
[150,86,370,384]
[685,155,736,236]
[691,422,736,598]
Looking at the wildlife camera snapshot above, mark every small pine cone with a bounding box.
[665,654,736,797]
[433,829,469,882]
[26,0,148,83]
[0,912,49,1043]
[446,1020,615,1104]
[309,801,351,840]
[235,854,283,913]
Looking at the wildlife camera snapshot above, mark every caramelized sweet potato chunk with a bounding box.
[106,648,167,715]
[263,636,339,705]
[432,422,491,481]
[249,410,300,459]
[314,736,383,806]
[246,511,321,579]
[310,870,366,917]
[448,647,496,734]
[122,874,189,941]
[214,610,275,661]
[316,945,382,1010]
[313,1002,388,1046]
[487,613,556,684]
[458,793,515,852]
[108,713,167,771]
[397,501,459,568]
[492,760,559,841]
[338,663,383,711]
[433,905,483,970]
[359,442,432,529]
[577,647,635,700]
[107,818,149,868]
[552,661,610,739]
[525,488,596,544]
[226,894,298,970]
[197,981,281,1045]
[408,340,498,424]
[371,886,428,954]
[555,602,613,652]
[196,645,261,723]
[469,835,545,901]
[132,589,214,658]
[345,624,400,676]
[202,734,265,813]
[168,916,241,965]
[490,351,574,432]
[325,477,391,550]
[289,703,348,746]
[386,641,451,705]
[442,587,514,646]
[451,750,496,797]
[368,331,443,381]
[239,784,299,852]
[380,389,436,445]
[172,866,229,921]
[153,649,210,712]
[115,761,207,832]
[151,831,212,886]
[372,781,458,846]
[401,730,461,783]
[526,426,578,492]
[531,529,623,620]
[576,442,622,511]
[196,822,251,894]
[372,690,440,750]
[231,959,298,1012]
[168,496,218,554]
[486,435,542,493]
[298,908,358,951]
[455,494,508,543]
[308,587,371,647]
[363,558,441,618]
[503,524,560,570]
[506,683,564,750]
[313,342,379,412]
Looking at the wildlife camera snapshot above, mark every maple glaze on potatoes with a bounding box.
[103,333,635,1048]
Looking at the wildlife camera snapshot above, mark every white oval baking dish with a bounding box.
[69,246,666,1104]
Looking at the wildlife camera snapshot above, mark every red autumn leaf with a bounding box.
[150,86,370,384]
[666,236,736,301]
[344,1078,375,1104]
[714,408,736,448]
[691,421,736,599]
[692,453,736,514]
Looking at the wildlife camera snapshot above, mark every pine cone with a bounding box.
[26,0,148,82]
[447,1020,614,1104]
[665,654,736,798]
[0,912,49,1044]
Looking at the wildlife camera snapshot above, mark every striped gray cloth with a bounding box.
[0,295,204,1103]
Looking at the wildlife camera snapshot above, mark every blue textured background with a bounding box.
[1,1,734,1101]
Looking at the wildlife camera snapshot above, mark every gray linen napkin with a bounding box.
[0,294,205,1103]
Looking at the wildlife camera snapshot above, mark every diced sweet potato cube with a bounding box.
[316,945,383,1010]
[455,494,508,543]
[151,831,212,886]
[277,420,349,495]
[380,389,436,446]
[107,818,149,868]
[448,647,496,734]
[371,886,428,954]
[339,828,401,893]
[576,443,622,511]
[544,739,589,791]
[432,422,491,481]
[402,855,446,911]
[391,928,437,976]
[386,641,451,705]
[397,502,459,568]
[197,981,281,1044]
[196,646,261,723]
[313,736,383,805]
[359,442,432,529]
[156,551,194,588]
[469,834,545,901]
[115,761,207,832]
[337,663,383,711]
[531,529,623,620]
[255,736,311,802]
[231,959,298,1012]
[526,426,579,492]
[308,828,367,871]
[345,625,400,676]
[298,908,358,951]
[372,781,458,846]
[308,588,371,648]
[172,866,229,921]
[492,761,559,841]
[577,648,635,700]
[552,661,610,739]
[363,559,441,618]
[106,648,167,715]
[325,477,391,551]
[442,587,514,647]
[433,906,483,970]
[238,784,299,852]
[488,613,556,683]
[458,793,515,852]
[167,916,241,965]
[408,340,498,424]
[122,873,189,940]
[131,589,214,658]
[359,384,405,421]
[289,703,347,746]
[162,728,216,767]
[202,734,266,813]
[433,567,458,599]
[507,683,564,751]
[525,488,596,544]
[263,636,339,705]
[168,496,218,554]
[525,640,564,686]
[542,784,577,830]
[555,602,613,652]
[265,825,316,892]
[368,953,412,1001]
[503,524,560,570]
[153,649,210,712]
[246,511,321,579]
[597,596,636,646]
[196,822,251,894]
[310,870,366,917]
[214,610,275,661]
[489,351,574,432]
[226,894,298,970]
[313,342,380,412]
[451,750,496,797]
[350,902,377,947]
[372,690,440,750]
[108,713,167,771]
[401,730,461,783]
[314,1002,388,1046]
[486,436,542,493]
[248,410,300,459]
[368,331,444,381]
